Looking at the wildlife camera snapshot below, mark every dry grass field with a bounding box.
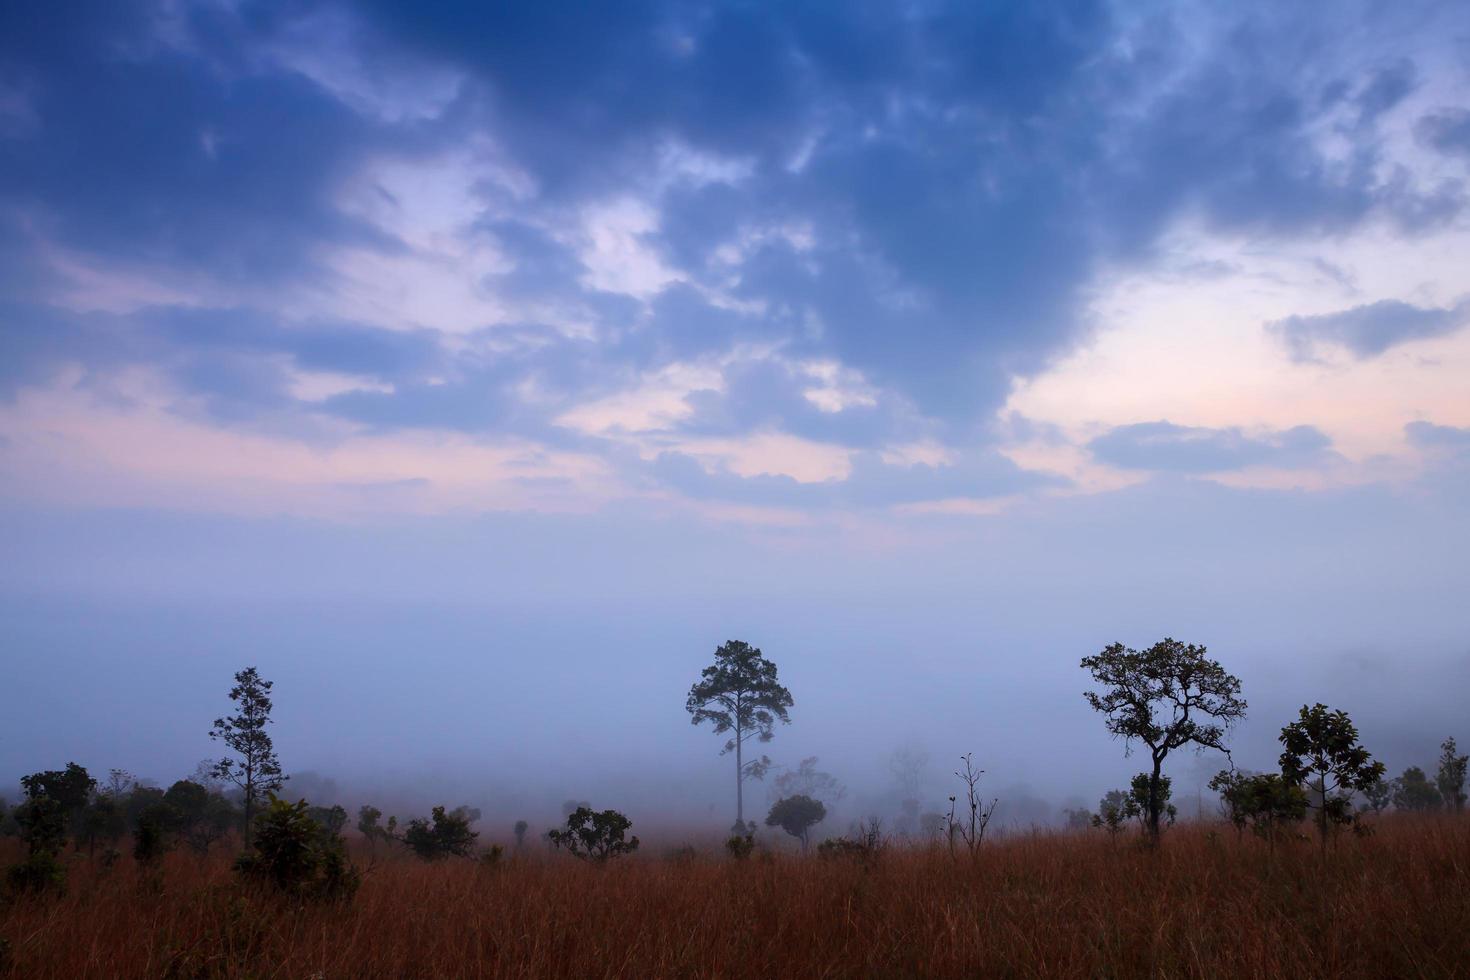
[2,815,1467,979]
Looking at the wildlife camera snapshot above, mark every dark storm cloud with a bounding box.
[1088,421,1335,474]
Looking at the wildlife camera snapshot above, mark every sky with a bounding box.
[2,0,1468,835]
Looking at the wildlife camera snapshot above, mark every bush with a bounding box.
[5,852,66,893]
[234,796,359,901]
[817,820,886,866]
[724,833,755,860]
[399,806,479,861]
[548,806,640,862]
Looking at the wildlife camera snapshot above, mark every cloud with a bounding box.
[1405,420,1470,449]
[1417,108,1470,158]
[648,448,1062,509]
[1266,299,1470,361]
[1088,421,1334,474]
[0,0,1464,512]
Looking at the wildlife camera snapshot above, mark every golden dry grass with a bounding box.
[2,815,1467,979]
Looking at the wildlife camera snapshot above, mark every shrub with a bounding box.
[548,807,640,862]
[234,796,359,901]
[5,852,66,893]
[399,806,479,861]
[817,819,886,866]
[725,833,755,860]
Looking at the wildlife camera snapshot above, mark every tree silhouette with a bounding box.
[1436,737,1467,812]
[548,806,640,861]
[1392,766,1443,811]
[686,640,794,829]
[209,666,285,837]
[1081,638,1245,841]
[1279,703,1385,854]
[766,795,826,852]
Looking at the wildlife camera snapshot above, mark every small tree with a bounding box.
[766,795,827,852]
[164,779,238,853]
[944,753,997,856]
[1361,776,1393,815]
[1209,770,1306,850]
[548,806,640,862]
[687,640,794,830]
[513,820,529,850]
[1436,737,1467,812]
[235,795,358,901]
[1392,766,1443,811]
[1092,789,1133,840]
[1279,703,1385,854]
[209,666,285,836]
[8,795,69,891]
[1082,638,1246,842]
[21,762,96,847]
[397,806,479,860]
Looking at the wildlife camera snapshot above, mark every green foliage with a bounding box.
[162,780,237,853]
[1081,638,1246,839]
[234,795,359,901]
[209,666,285,833]
[725,832,755,860]
[398,805,479,860]
[1209,770,1307,845]
[1279,703,1385,847]
[548,806,640,862]
[687,640,794,826]
[765,795,827,851]
[15,795,68,865]
[1092,789,1134,837]
[1437,737,1467,812]
[132,806,169,865]
[817,820,886,866]
[5,851,66,893]
[306,804,348,836]
[1127,773,1177,831]
[21,762,96,846]
[1361,776,1393,814]
[79,795,126,854]
[1392,766,1443,811]
[21,762,96,814]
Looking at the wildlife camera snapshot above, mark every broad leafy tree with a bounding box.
[1209,770,1307,848]
[397,805,479,860]
[1392,766,1443,811]
[1279,703,1385,852]
[209,666,285,836]
[21,762,96,846]
[766,795,826,852]
[1437,737,1467,812]
[687,640,794,829]
[548,806,640,861]
[1081,638,1246,841]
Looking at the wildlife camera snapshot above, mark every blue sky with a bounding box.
[1,0,1468,823]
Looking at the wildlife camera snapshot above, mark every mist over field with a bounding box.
[5,474,1466,839]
